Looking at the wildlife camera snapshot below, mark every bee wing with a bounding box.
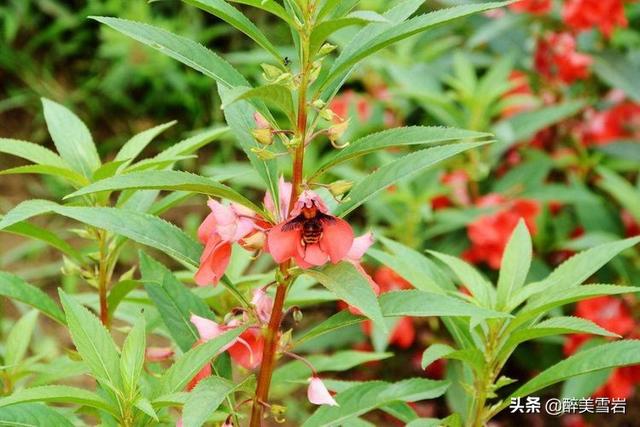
[317,212,337,224]
[281,214,305,232]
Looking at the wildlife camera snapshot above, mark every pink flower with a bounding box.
[264,177,293,222]
[267,190,354,268]
[307,376,339,406]
[190,314,264,370]
[145,347,174,362]
[252,288,274,323]
[195,200,259,286]
[346,232,374,262]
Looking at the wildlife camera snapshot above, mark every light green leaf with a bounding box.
[0,164,89,186]
[596,166,640,221]
[0,272,65,324]
[64,170,261,213]
[309,11,388,54]
[183,0,281,60]
[158,327,246,396]
[496,220,531,310]
[120,314,146,397]
[0,138,67,168]
[421,343,454,370]
[311,126,489,179]
[41,98,100,178]
[0,403,74,427]
[107,279,139,316]
[3,221,84,263]
[303,378,450,427]
[4,310,38,370]
[592,52,640,103]
[379,290,509,320]
[59,290,122,391]
[134,397,158,421]
[226,0,293,24]
[294,310,363,347]
[0,385,115,415]
[92,17,247,88]
[306,262,386,333]
[183,377,236,427]
[115,120,177,163]
[334,141,488,217]
[229,84,294,123]
[140,252,211,352]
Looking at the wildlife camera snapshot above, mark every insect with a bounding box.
[282,205,335,246]
[283,56,291,67]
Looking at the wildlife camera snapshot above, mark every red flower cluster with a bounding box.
[562,0,628,38]
[463,195,540,269]
[579,101,640,146]
[534,32,592,84]
[431,170,471,210]
[564,296,640,399]
[501,71,537,118]
[508,0,552,15]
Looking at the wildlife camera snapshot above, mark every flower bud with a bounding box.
[261,63,284,81]
[254,112,270,129]
[251,128,273,145]
[250,147,276,160]
[327,120,349,142]
[308,60,322,84]
[241,231,266,251]
[318,43,336,57]
[319,108,334,121]
[292,307,303,323]
[328,180,352,197]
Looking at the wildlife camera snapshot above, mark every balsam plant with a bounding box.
[2,1,640,426]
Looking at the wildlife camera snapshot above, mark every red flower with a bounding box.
[463,195,540,269]
[575,296,635,337]
[431,170,471,210]
[267,190,354,268]
[593,366,639,399]
[509,0,552,15]
[329,90,371,123]
[563,0,628,38]
[579,102,640,146]
[501,71,537,118]
[534,32,592,84]
[622,210,640,237]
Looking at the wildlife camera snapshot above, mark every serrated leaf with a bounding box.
[508,317,618,348]
[3,221,83,263]
[0,200,201,266]
[0,272,65,324]
[294,310,363,347]
[303,378,450,427]
[306,262,386,333]
[309,11,388,54]
[226,0,293,24]
[59,290,122,392]
[183,0,281,60]
[0,403,75,427]
[115,120,177,163]
[182,377,236,427]
[65,170,261,213]
[120,314,146,398]
[92,17,247,88]
[140,252,211,352]
[107,279,139,316]
[154,127,229,161]
[0,385,115,415]
[0,164,89,186]
[157,327,245,396]
[596,166,640,222]
[134,397,158,421]
[334,141,489,217]
[4,310,38,371]
[229,84,294,123]
[41,98,100,178]
[311,126,490,179]
[496,220,531,310]
[0,138,67,168]
[421,343,454,370]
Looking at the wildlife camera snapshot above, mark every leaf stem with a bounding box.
[98,229,110,328]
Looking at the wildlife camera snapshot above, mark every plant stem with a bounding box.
[469,321,503,427]
[97,230,110,328]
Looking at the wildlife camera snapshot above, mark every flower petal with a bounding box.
[267,222,301,263]
[197,212,218,244]
[346,231,374,261]
[190,314,223,341]
[319,217,354,263]
[194,239,232,286]
[308,377,338,406]
[302,243,329,266]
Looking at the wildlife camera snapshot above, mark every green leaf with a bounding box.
[226,0,293,25]
[507,340,640,404]
[157,327,246,396]
[592,52,640,103]
[294,310,363,347]
[229,84,295,124]
[3,221,84,263]
[0,138,67,168]
[421,343,455,370]
[41,98,100,178]
[309,11,388,54]
[311,126,490,179]
[306,262,386,333]
[218,83,279,203]
[427,250,494,308]
[303,378,450,427]
[183,0,281,60]
[183,377,236,427]
[107,279,139,316]
[0,385,115,415]
[0,272,65,324]
[496,220,531,310]
[0,403,74,427]
[153,127,230,161]
[320,2,508,93]
[4,310,38,371]
[65,170,262,213]
[115,120,177,163]
[0,164,89,186]
[59,290,122,392]
[0,200,202,266]
[92,17,247,88]
[140,252,211,352]
[379,290,510,320]
[334,141,488,217]
[596,166,640,221]
[135,397,159,421]
[120,314,146,398]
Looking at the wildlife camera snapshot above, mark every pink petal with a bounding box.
[319,217,354,263]
[308,377,338,406]
[228,329,264,370]
[145,347,174,362]
[302,243,329,266]
[194,240,232,286]
[190,314,223,341]
[291,190,329,216]
[346,231,374,261]
[251,289,273,323]
[266,222,301,263]
[264,178,293,220]
[197,212,218,244]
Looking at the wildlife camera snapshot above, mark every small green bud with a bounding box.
[312,99,326,109]
[292,307,303,323]
[250,147,276,160]
[328,180,353,197]
[318,43,336,56]
[261,63,284,80]
[327,119,349,142]
[251,128,274,145]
